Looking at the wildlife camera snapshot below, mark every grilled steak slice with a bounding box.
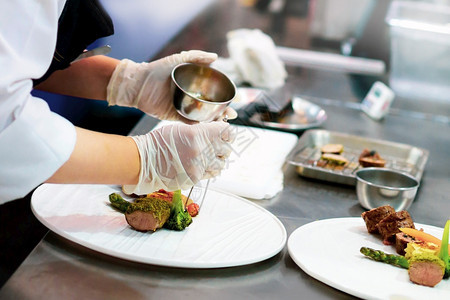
[358,148,386,167]
[125,201,171,232]
[409,260,445,287]
[395,232,417,255]
[377,211,415,245]
[361,205,396,234]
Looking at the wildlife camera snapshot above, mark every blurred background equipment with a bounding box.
[386,0,450,103]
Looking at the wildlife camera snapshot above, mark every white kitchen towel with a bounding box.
[152,121,298,199]
[212,28,288,90]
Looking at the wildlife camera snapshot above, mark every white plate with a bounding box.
[31,184,286,269]
[288,217,449,299]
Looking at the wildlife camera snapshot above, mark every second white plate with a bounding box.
[31,184,286,269]
[288,217,449,299]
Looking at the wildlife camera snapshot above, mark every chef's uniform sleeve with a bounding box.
[0,0,76,204]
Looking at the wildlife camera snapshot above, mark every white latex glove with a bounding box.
[123,121,235,195]
[107,50,237,122]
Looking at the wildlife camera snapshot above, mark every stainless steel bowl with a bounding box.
[355,167,419,211]
[171,63,236,122]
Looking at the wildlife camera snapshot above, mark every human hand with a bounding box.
[107,50,237,123]
[122,121,235,195]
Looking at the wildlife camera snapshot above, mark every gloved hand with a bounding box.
[107,50,237,123]
[123,121,235,195]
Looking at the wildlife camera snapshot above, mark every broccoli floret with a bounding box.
[163,189,192,231]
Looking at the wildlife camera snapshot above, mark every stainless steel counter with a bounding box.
[1,0,449,298]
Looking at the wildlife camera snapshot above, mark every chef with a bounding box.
[0,0,236,204]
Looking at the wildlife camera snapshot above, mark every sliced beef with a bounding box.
[377,211,415,245]
[125,202,171,232]
[395,232,417,255]
[361,205,396,234]
[408,261,444,287]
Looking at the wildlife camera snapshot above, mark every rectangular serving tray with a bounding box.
[286,129,429,185]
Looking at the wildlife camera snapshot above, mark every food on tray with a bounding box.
[320,153,348,166]
[109,189,197,232]
[314,146,386,172]
[360,206,450,287]
[361,205,396,234]
[358,148,386,167]
[320,144,344,154]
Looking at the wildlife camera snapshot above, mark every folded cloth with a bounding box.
[212,28,288,90]
[228,28,287,90]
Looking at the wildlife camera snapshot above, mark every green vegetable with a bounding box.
[439,220,450,278]
[360,247,410,269]
[163,189,192,231]
[109,193,131,212]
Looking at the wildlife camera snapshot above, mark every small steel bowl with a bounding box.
[355,168,419,211]
[171,63,236,122]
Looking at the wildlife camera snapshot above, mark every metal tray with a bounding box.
[286,129,429,185]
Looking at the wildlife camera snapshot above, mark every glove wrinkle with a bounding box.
[124,122,233,195]
[106,50,227,122]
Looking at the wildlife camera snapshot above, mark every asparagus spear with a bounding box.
[360,247,410,269]
[109,193,131,212]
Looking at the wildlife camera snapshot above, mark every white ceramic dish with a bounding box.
[288,217,449,299]
[31,184,286,269]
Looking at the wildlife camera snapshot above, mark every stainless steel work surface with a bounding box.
[2,98,448,299]
[2,0,449,298]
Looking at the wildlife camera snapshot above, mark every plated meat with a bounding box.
[360,205,449,288]
[377,211,415,245]
[361,205,396,234]
[409,260,445,287]
[125,201,171,232]
[395,232,417,256]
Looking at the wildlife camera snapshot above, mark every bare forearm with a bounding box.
[34,55,119,100]
[47,127,140,185]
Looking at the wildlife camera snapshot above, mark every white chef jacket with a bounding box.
[0,0,76,204]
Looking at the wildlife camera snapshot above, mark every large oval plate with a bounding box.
[288,217,449,299]
[31,184,286,268]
